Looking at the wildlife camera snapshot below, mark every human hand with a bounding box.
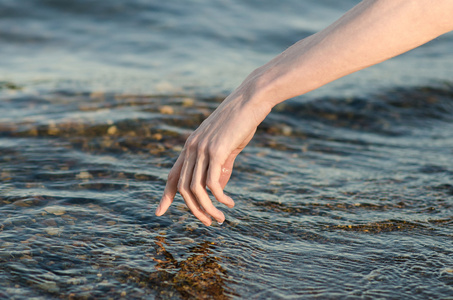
[155,88,271,226]
[156,0,453,226]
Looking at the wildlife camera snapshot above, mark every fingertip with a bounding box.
[155,205,164,216]
[225,196,235,208]
[201,216,213,226]
[155,208,162,216]
[215,210,226,224]
[201,204,225,225]
[155,195,172,216]
[217,194,235,208]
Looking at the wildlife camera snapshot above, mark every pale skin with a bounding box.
[156,0,453,226]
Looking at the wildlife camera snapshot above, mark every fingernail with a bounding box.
[217,211,225,224]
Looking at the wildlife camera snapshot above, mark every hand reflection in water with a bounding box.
[156,0,453,225]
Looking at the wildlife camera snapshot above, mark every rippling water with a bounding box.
[1,0,453,299]
[1,84,453,299]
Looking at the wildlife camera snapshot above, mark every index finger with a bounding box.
[155,154,184,216]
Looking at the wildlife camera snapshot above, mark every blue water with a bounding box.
[1,0,453,299]
[1,0,452,96]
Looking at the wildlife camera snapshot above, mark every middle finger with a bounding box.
[191,151,225,223]
[178,152,212,225]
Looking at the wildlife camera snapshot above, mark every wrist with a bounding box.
[236,64,287,110]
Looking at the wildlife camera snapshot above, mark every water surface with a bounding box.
[1,0,453,299]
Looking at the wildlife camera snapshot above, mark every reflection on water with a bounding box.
[1,84,453,298]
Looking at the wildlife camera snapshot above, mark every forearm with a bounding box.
[247,0,453,108]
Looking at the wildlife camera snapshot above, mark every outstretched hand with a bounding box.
[155,87,271,226]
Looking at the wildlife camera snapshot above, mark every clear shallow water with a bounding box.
[1,0,453,299]
[1,85,453,299]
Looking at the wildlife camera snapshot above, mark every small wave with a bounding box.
[330,219,429,233]
[263,84,453,137]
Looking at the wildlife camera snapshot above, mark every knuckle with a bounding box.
[167,169,177,182]
[206,178,217,190]
[183,140,194,151]
[207,146,217,158]
[184,135,199,149]
[205,179,213,189]
[177,182,188,196]
[189,182,201,196]
[198,141,208,153]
